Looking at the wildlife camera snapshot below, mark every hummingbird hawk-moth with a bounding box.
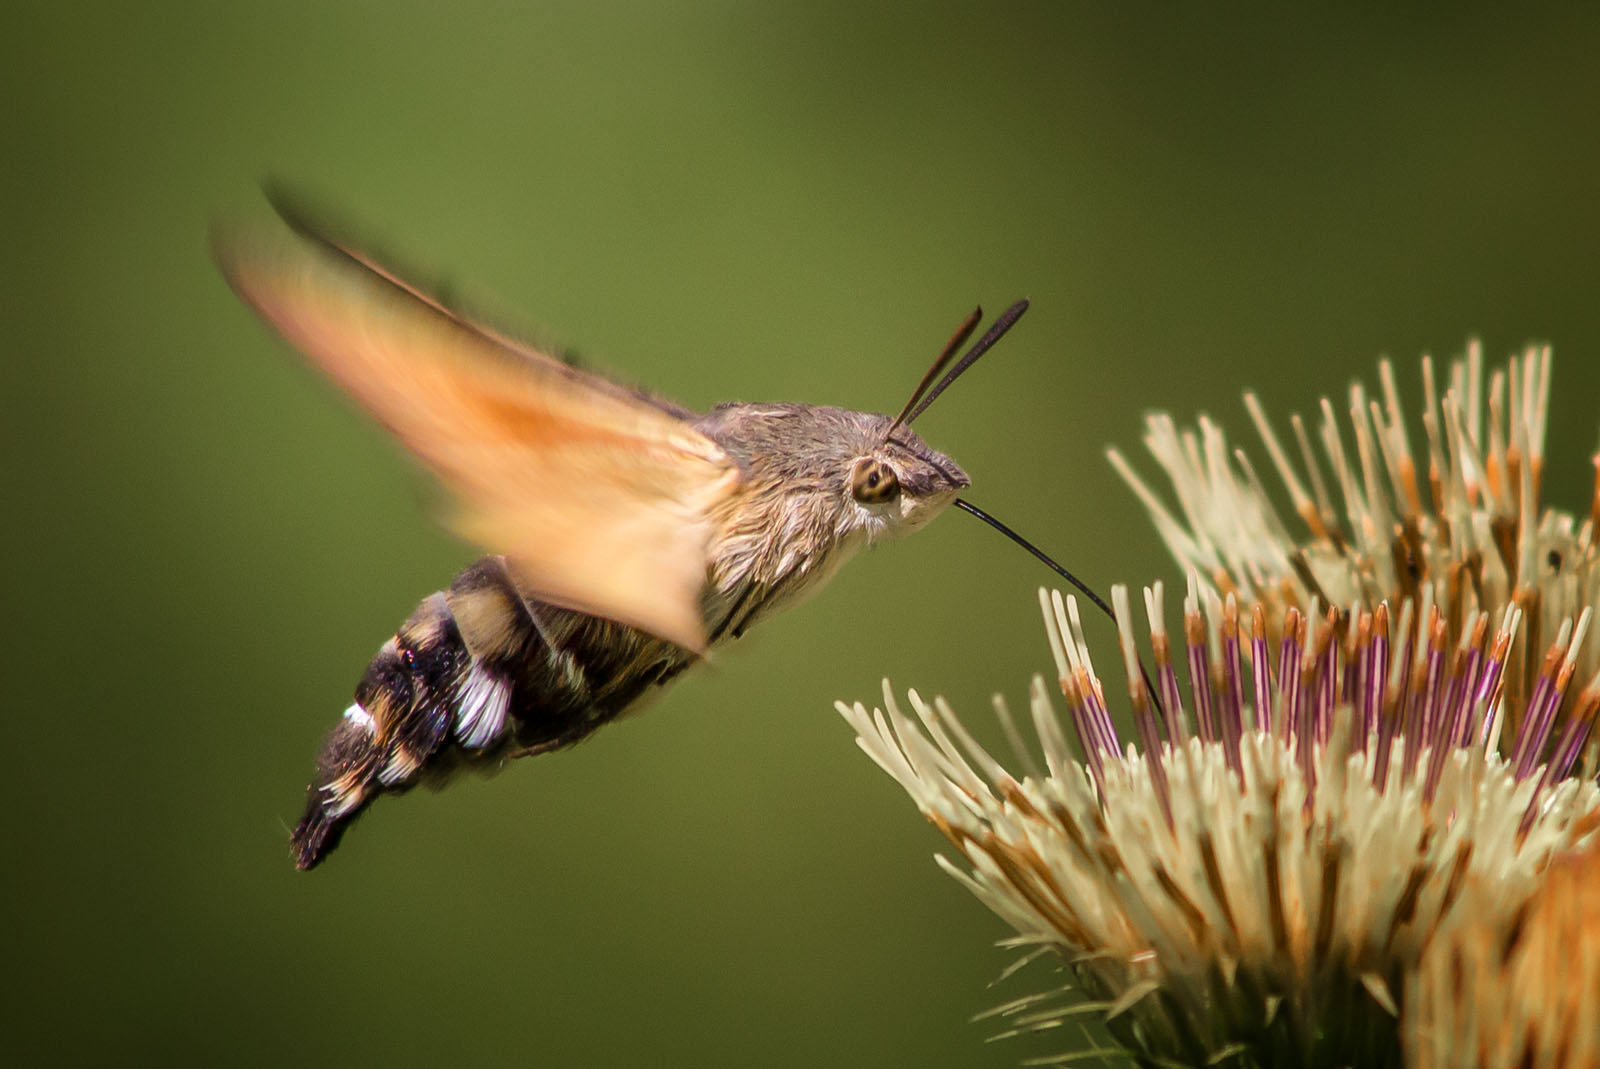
[215,193,1044,870]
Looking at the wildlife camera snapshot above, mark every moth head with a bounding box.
[842,419,969,540]
[698,301,1025,579]
[840,298,1028,539]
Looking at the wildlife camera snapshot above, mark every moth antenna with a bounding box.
[884,305,983,442]
[900,298,1029,429]
[954,497,1165,719]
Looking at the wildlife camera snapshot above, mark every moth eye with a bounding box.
[850,458,901,505]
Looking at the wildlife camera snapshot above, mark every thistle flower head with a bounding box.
[842,344,1600,1066]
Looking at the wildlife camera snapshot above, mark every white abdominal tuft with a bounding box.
[455,664,510,749]
[342,703,376,733]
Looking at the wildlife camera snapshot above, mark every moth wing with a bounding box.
[214,209,740,652]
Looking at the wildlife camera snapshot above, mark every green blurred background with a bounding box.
[6,4,1600,1066]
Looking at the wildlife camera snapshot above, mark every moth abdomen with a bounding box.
[290,556,691,869]
[291,593,467,868]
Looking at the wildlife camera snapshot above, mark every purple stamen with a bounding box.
[1472,631,1511,748]
[1404,615,1447,781]
[1547,700,1597,782]
[1446,643,1484,749]
[1511,647,1562,782]
[1513,662,1574,784]
[1157,650,1189,745]
[1275,612,1304,742]
[1083,672,1122,761]
[1348,614,1374,759]
[1368,608,1391,757]
[1251,606,1273,734]
[1315,630,1339,746]
[1515,683,1586,838]
[1130,682,1174,826]
[1059,677,1106,786]
[1186,611,1217,745]
[1219,601,1246,774]
[1297,660,1319,796]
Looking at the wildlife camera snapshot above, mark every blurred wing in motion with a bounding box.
[213,201,741,651]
